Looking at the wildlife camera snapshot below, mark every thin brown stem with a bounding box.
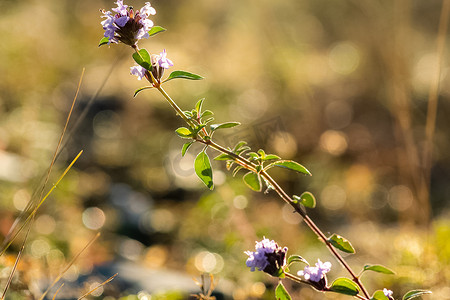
[284,272,309,285]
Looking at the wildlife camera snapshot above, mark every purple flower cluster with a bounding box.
[101,0,156,46]
[297,259,332,282]
[245,238,287,276]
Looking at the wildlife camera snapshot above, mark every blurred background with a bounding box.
[0,0,449,299]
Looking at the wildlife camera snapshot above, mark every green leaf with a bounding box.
[203,117,215,124]
[287,255,308,266]
[263,154,281,161]
[233,141,248,152]
[195,151,214,190]
[293,192,316,208]
[232,166,244,177]
[214,153,234,161]
[371,290,389,300]
[402,290,432,300]
[183,111,194,119]
[195,98,205,115]
[98,36,110,47]
[210,122,241,131]
[329,278,360,296]
[132,49,152,70]
[192,124,206,134]
[257,149,266,158]
[175,127,193,138]
[275,282,292,300]
[201,110,214,118]
[181,142,194,156]
[266,160,311,176]
[148,25,166,37]
[247,152,259,160]
[243,172,262,191]
[236,147,251,155]
[328,234,355,254]
[363,264,395,275]
[164,70,204,82]
[133,86,153,97]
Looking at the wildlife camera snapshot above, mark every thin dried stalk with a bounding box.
[77,273,118,300]
[38,233,101,300]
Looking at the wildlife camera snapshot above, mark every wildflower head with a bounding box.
[297,259,332,291]
[383,288,394,300]
[150,49,174,82]
[101,1,156,46]
[130,65,148,81]
[245,238,288,277]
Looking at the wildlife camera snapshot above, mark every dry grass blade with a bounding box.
[38,67,85,203]
[38,232,101,300]
[423,0,450,179]
[1,69,85,256]
[77,273,118,300]
[0,150,83,257]
[52,283,64,300]
[0,217,33,300]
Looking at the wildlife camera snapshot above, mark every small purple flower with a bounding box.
[100,0,156,46]
[148,49,174,82]
[298,259,332,282]
[140,2,156,17]
[130,65,147,80]
[383,288,394,300]
[101,11,116,40]
[245,238,287,276]
[112,0,128,15]
[157,49,174,69]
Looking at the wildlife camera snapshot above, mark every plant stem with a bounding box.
[156,85,196,127]
[284,272,308,285]
[154,81,371,300]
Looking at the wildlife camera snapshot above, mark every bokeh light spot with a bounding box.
[118,238,144,261]
[388,185,413,212]
[144,245,168,268]
[13,189,30,211]
[88,281,104,297]
[82,207,106,230]
[320,130,348,155]
[35,214,56,235]
[321,185,347,210]
[328,42,361,75]
[62,265,79,282]
[151,209,176,233]
[194,251,224,273]
[269,132,298,158]
[213,170,226,186]
[233,195,248,209]
[250,282,266,297]
[30,239,50,258]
